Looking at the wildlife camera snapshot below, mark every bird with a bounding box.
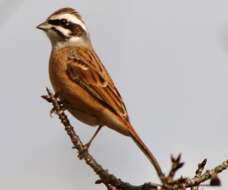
[37,7,164,179]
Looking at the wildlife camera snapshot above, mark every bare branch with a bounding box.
[42,88,227,190]
[185,160,228,187]
[42,88,158,190]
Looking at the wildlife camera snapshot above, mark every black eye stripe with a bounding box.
[48,19,61,25]
[48,19,74,29]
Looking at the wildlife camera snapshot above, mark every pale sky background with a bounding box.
[0,0,227,189]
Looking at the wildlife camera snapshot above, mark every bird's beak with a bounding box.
[36,21,51,31]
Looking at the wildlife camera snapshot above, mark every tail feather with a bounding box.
[127,124,164,179]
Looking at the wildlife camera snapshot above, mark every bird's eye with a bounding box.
[61,19,67,24]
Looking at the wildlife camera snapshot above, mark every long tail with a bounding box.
[128,124,165,181]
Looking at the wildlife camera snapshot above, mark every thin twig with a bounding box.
[186,160,228,187]
[195,159,207,178]
[168,154,184,180]
[190,159,207,190]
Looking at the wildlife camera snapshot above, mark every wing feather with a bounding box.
[66,47,129,121]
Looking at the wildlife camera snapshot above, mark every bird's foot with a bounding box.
[78,143,91,159]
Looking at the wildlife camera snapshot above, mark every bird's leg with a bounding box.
[85,125,102,149]
[78,126,102,159]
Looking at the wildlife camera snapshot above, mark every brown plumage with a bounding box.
[66,47,129,121]
[37,7,164,179]
[49,7,82,20]
[49,46,130,135]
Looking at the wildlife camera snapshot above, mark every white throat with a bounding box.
[53,36,87,49]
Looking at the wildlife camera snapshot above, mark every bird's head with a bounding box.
[37,7,89,48]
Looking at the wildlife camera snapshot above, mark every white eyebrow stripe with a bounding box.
[55,25,71,36]
[50,14,87,31]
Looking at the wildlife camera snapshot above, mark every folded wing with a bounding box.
[66,47,129,122]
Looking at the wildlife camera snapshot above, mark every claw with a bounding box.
[78,144,89,159]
